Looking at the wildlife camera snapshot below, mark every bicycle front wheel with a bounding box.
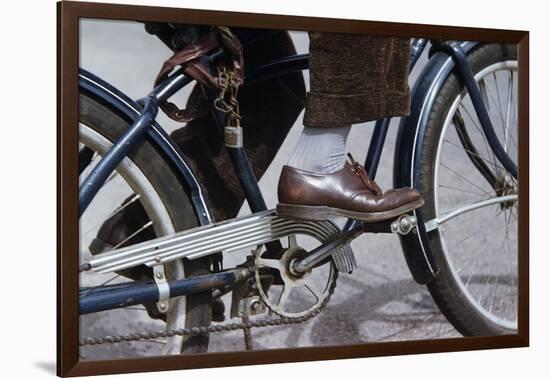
[419,43,518,335]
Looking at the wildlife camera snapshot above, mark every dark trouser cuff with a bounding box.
[303,89,410,128]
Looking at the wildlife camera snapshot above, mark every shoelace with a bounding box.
[347,153,383,195]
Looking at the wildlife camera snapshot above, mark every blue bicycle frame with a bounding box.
[78,35,516,315]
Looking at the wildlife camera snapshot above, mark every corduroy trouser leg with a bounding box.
[304,32,411,127]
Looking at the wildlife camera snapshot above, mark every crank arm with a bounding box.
[292,214,418,274]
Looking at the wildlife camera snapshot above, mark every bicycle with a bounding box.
[77,23,519,356]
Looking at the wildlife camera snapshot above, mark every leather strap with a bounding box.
[154,27,244,122]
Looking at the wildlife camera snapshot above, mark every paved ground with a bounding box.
[78,19,517,360]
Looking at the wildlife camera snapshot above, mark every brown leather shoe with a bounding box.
[276,154,423,222]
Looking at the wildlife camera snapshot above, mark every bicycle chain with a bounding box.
[79,271,338,347]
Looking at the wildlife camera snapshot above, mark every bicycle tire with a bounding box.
[419,43,518,335]
[79,92,212,353]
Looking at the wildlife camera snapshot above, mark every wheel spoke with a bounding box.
[440,162,492,196]
[508,71,518,150]
[492,73,507,129]
[79,273,122,299]
[80,194,142,242]
[457,104,496,168]
[112,220,154,250]
[504,71,513,153]
[479,79,491,112]
[439,184,494,198]
[443,138,504,172]
[483,76,507,134]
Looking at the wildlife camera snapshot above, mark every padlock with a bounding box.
[225,126,243,148]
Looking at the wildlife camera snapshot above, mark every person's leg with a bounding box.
[287,125,351,174]
[287,32,411,173]
[278,32,423,222]
[90,30,307,252]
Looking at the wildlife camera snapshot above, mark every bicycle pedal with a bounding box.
[362,214,417,235]
[390,214,417,235]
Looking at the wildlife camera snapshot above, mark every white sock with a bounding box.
[287,125,351,174]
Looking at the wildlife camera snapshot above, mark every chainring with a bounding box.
[253,237,337,318]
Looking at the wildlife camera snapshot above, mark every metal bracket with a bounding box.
[238,296,267,317]
[152,264,170,313]
[230,274,270,319]
[390,214,418,235]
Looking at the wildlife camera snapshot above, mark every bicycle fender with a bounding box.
[78,68,214,226]
[393,41,479,284]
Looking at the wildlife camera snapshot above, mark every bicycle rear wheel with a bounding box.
[78,92,211,357]
[419,43,518,335]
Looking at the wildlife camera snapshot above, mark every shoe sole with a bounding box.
[276,198,425,223]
